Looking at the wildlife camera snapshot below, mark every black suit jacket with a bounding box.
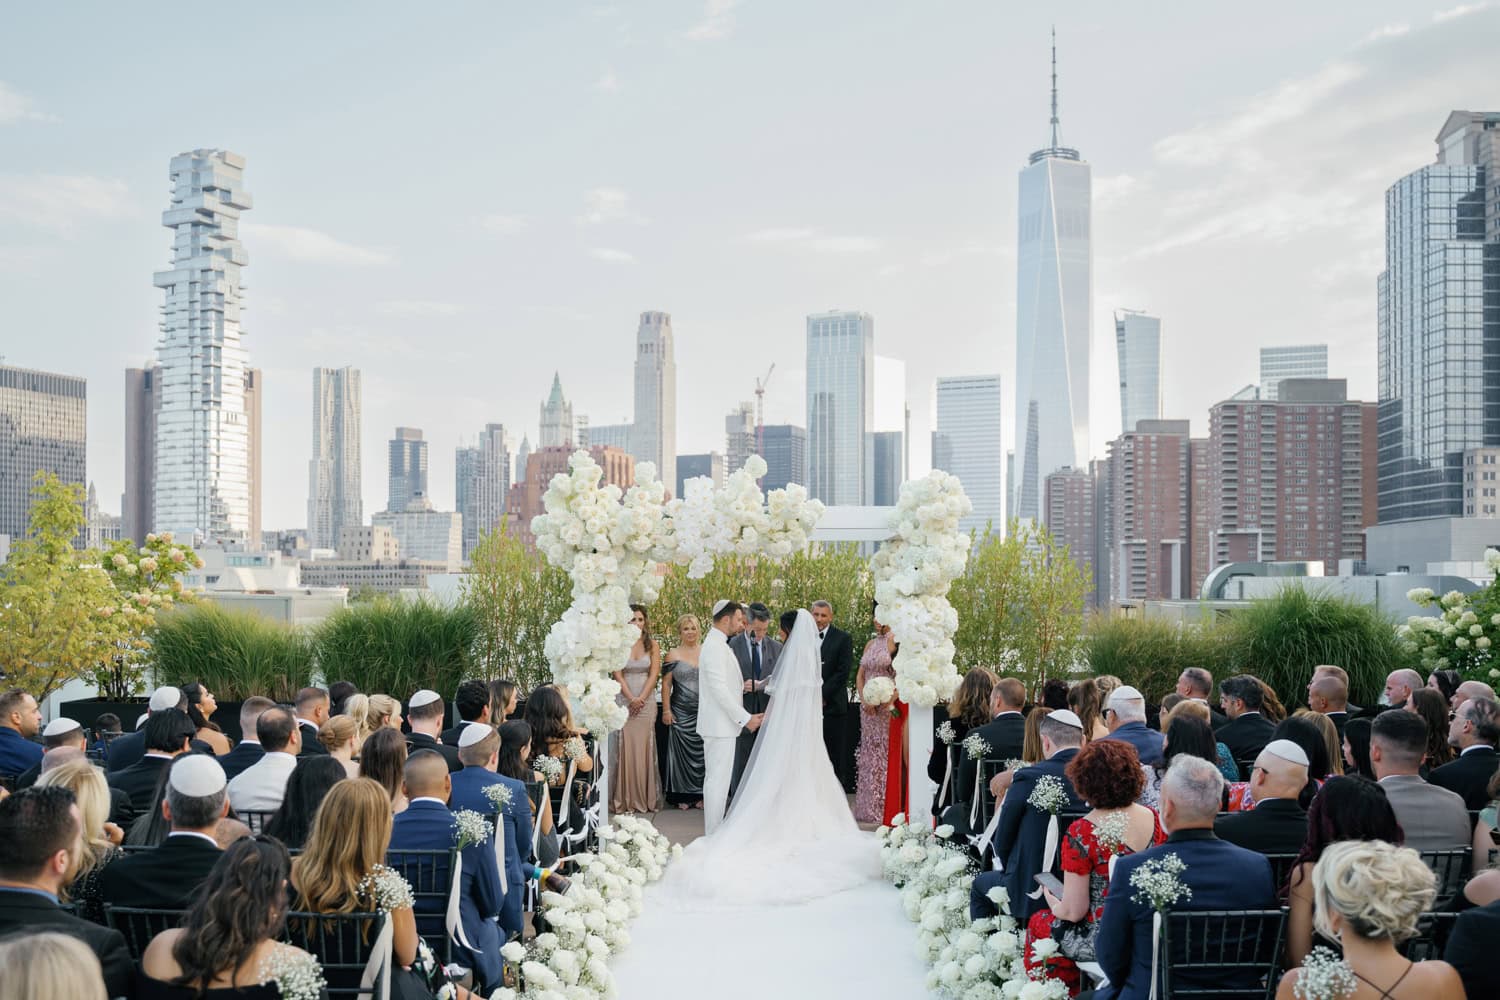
[1323,711,1349,741]
[1446,899,1500,1000]
[407,732,463,772]
[730,632,782,715]
[296,720,328,756]
[818,626,854,717]
[441,724,472,748]
[956,713,1027,810]
[1429,746,1500,812]
[112,754,171,812]
[1213,797,1309,857]
[106,728,146,772]
[98,832,223,910]
[217,740,266,781]
[0,888,132,998]
[992,747,1086,919]
[1216,713,1276,776]
[107,785,135,828]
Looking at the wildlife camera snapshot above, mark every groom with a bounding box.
[697,599,763,835]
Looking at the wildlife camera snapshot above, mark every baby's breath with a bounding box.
[1128,853,1192,911]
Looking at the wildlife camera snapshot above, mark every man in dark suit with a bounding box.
[448,722,537,928]
[99,755,227,910]
[1213,739,1310,855]
[443,680,493,747]
[1101,686,1164,768]
[1306,672,1350,741]
[1175,668,1227,729]
[811,600,855,790]
[106,684,185,772]
[1430,696,1500,811]
[1445,897,1500,999]
[971,709,1086,921]
[389,751,506,991]
[729,602,783,795]
[406,690,462,772]
[293,686,330,756]
[0,786,132,998]
[1216,675,1277,777]
[0,688,44,778]
[113,708,197,813]
[950,678,1029,829]
[1095,756,1278,1000]
[218,696,274,781]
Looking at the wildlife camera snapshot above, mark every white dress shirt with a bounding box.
[227,751,299,813]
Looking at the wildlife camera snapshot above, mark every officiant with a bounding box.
[729,602,782,796]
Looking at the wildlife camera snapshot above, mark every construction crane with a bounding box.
[754,363,776,463]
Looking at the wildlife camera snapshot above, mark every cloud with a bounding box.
[476,213,527,236]
[376,300,463,317]
[241,223,393,265]
[742,226,881,253]
[596,69,619,92]
[684,0,740,41]
[1361,22,1410,43]
[0,82,57,124]
[1433,3,1490,22]
[1093,173,1142,210]
[578,186,645,225]
[0,174,134,234]
[589,247,636,263]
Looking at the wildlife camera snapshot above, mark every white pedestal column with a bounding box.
[908,704,935,826]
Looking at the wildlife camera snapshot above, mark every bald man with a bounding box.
[1454,680,1497,713]
[1306,674,1350,739]
[1384,669,1423,711]
[1213,740,1310,855]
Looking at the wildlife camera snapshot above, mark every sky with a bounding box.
[3,1,1498,529]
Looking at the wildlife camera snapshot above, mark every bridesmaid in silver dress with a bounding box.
[661,614,705,810]
[610,604,661,813]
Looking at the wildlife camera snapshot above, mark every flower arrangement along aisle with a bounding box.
[491,814,679,1000]
[879,817,1067,999]
[531,451,824,734]
[872,472,973,707]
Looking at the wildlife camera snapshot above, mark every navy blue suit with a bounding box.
[106,728,146,772]
[1094,829,1276,1000]
[449,766,530,933]
[0,727,42,776]
[388,798,505,990]
[217,740,265,781]
[989,747,1084,920]
[1099,721,1164,768]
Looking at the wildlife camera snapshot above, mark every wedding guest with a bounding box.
[1446,894,1500,999]
[1409,688,1456,771]
[1284,775,1405,967]
[488,680,519,727]
[16,717,92,790]
[610,604,660,814]
[135,836,319,1000]
[952,678,1027,826]
[358,727,409,814]
[1470,770,1499,876]
[115,708,196,813]
[214,817,252,849]
[1093,675,1123,705]
[496,720,559,868]
[1343,716,1376,779]
[182,682,231,755]
[317,715,361,778]
[107,685,186,773]
[1276,841,1463,1000]
[1024,731,1163,995]
[405,690,462,772]
[1095,756,1276,999]
[0,931,107,1000]
[263,756,346,850]
[1041,679,1071,712]
[1021,706,1052,765]
[1431,696,1500,810]
[99,755,227,910]
[662,614,706,810]
[0,786,131,999]
[1067,680,1109,743]
[35,757,122,923]
[1371,709,1470,851]
[328,679,359,717]
[227,707,301,814]
[1161,700,1237,780]
[1453,679,1497,713]
[1214,739,1311,855]
[292,687,330,757]
[91,714,121,759]
[854,609,899,824]
[1306,672,1351,739]
[1156,693,1184,731]
[448,724,531,934]
[1100,686,1163,767]
[125,767,175,847]
[1295,709,1345,778]
[1216,674,1276,775]
[527,685,594,778]
[219,698,273,781]
[730,602,782,796]
[345,693,402,747]
[443,679,493,746]
[1256,677,1288,723]
[1141,715,1232,810]
[1175,667,1227,728]
[929,668,994,812]
[1428,668,1462,706]
[812,600,856,790]
[1384,669,1423,712]
[1226,715,1331,812]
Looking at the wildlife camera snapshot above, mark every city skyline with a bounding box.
[2,4,1495,527]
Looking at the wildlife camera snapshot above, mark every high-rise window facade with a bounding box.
[0,365,86,542]
[760,425,807,493]
[388,428,428,513]
[307,366,362,550]
[455,423,510,559]
[1260,345,1328,402]
[806,311,874,506]
[631,311,676,491]
[1115,311,1162,434]
[934,375,1004,536]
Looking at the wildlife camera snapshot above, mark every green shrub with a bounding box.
[150,603,314,702]
[1084,615,1226,702]
[313,598,477,699]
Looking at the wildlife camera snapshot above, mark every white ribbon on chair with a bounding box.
[1025,813,1062,900]
[937,748,954,811]
[445,853,477,954]
[968,766,984,828]
[358,913,395,1000]
[970,791,1007,865]
[556,759,578,828]
[492,811,508,896]
[1148,909,1163,1000]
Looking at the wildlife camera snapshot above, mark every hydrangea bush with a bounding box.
[1402,548,1500,685]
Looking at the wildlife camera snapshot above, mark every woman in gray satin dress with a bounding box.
[661,614,706,810]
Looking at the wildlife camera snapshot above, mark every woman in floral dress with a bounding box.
[854,612,898,824]
[1025,740,1166,996]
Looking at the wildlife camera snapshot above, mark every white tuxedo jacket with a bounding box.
[696,628,751,740]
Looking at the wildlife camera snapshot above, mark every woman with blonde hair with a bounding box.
[662,613,706,810]
[1276,840,1463,1000]
[318,714,361,778]
[36,756,120,922]
[1092,674,1123,704]
[0,931,107,1000]
[344,693,402,745]
[1295,708,1345,778]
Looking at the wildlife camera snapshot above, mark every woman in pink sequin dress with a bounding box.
[853,615,898,824]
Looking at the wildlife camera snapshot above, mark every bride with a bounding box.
[658,607,880,906]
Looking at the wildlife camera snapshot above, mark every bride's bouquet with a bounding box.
[861,676,896,710]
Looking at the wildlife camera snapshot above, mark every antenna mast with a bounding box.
[1050,26,1060,150]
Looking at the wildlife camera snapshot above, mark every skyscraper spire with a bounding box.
[1050,26,1060,151]
[1029,28,1079,164]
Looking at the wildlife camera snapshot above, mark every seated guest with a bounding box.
[1215,675,1276,775]
[1069,681,1109,743]
[1159,701,1237,782]
[1410,688,1456,771]
[1256,678,1288,723]
[293,687,330,757]
[318,715,361,778]
[1040,678,1070,711]
[443,680,494,747]
[1214,739,1311,854]
[217,697,274,781]
[99,755,227,910]
[1024,735,1165,995]
[262,756,346,851]
[405,690,462,772]
[525,685,595,838]
[1313,662,1364,717]
[1285,775,1404,967]
[1156,693,1184,731]
[488,680,519,727]
[1472,770,1500,876]
[1175,667,1227,728]
[0,930,108,1000]
[107,685,187,773]
[328,679,359,718]
[346,693,402,747]
[125,767,175,847]
[1453,679,1497,713]
[91,713,122,758]
[1020,706,1052,765]
[17,717,90,789]
[39,744,133,829]
[115,709,197,813]
[1343,716,1376,779]
[181,682,232,755]
[388,751,505,991]
[1445,895,1500,999]
[136,836,320,1000]
[1430,695,1499,811]
[449,723,532,922]
[359,727,410,814]
[0,688,44,777]
[1277,841,1463,1000]
[497,720,560,868]
[1428,668,1462,705]
[1100,685,1163,768]
[214,817,252,849]
[927,668,994,812]
[1295,709,1344,779]
[1227,715,1330,812]
[1384,668,1423,712]
[1371,709,1470,851]
[1306,672,1351,740]
[35,756,122,923]
[951,677,1027,823]
[0,786,131,998]
[971,709,1087,922]
[1094,756,1276,1000]
[227,707,301,814]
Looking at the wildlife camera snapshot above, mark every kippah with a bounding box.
[1108,685,1144,707]
[1262,739,1310,768]
[712,599,731,616]
[169,754,227,797]
[150,685,182,712]
[42,718,81,738]
[410,689,441,709]
[458,722,494,748]
[1048,709,1083,729]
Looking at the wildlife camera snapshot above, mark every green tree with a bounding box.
[462,524,572,691]
[96,529,201,699]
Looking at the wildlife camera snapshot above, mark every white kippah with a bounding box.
[410,689,441,709]
[149,685,182,712]
[169,754,227,797]
[1262,739,1310,768]
[1108,685,1145,708]
[458,722,494,748]
[1048,709,1084,730]
[42,718,81,738]
[712,599,731,616]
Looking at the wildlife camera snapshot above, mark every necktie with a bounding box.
[752,640,762,681]
[819,630,827,643]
